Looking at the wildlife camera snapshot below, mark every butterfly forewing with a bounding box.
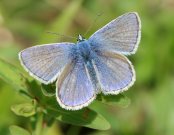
[56,58,96,110]
[19,43,74,84]
[89,12,141,55]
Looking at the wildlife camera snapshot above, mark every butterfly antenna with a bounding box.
[46,31,76,40]
[84,12,103,36]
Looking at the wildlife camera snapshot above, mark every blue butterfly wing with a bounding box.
[19,43,74,84]
[92,52,135,94]
[56,59,96,110]
[89,12,141,55]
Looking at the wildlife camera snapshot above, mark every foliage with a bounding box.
[0,57,127,133]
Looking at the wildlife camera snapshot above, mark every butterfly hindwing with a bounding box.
[89,12,141,55]
[56,58,96,110]
[92,51,135,94]
[19,43,74,84]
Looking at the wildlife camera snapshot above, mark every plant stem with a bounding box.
[34,113,43,135]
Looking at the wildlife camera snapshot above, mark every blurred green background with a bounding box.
[0,0,174,135]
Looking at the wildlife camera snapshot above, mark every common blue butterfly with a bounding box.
[19,12,141,110]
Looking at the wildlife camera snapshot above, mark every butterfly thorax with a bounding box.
[77,40,92,63]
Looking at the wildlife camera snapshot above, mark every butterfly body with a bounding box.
[72,38,100,92]
[19,12,141,110]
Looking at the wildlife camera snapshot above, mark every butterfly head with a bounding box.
[77,34,85,42]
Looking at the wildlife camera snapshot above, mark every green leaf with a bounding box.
[11,100,36,117]
[26,80,43,101]
[41,83,55,97]
[18,90,33,99]
[44,98,110,130]
[0,58,28,91]
[98,94,131,108]
[9,125,31,135]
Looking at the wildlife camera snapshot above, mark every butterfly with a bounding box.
[19,12,141,110]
